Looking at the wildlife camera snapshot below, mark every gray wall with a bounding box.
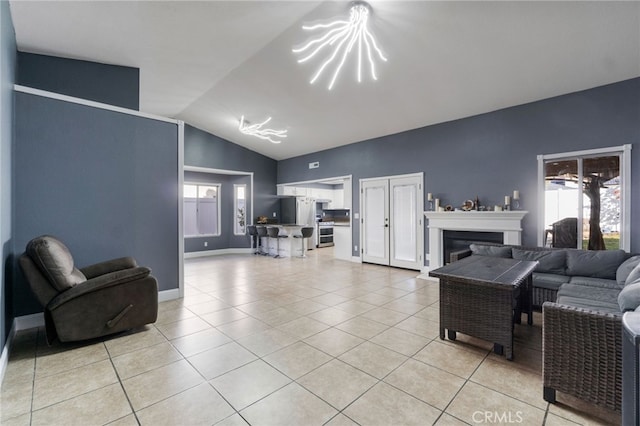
[1,0,16,351]
[278,78,640,260]
[184,124,280,223]
[17,52,140,110]
[184,171,252,252]
[13,92,179,316]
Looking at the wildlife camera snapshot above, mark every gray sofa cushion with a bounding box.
[532,273,569,291]
[565,249,627,279]
[26,235,87,292]
[512,248,565,274]
[557,283,621,314]
[617,255,640,287]
[470,244,512,258]
[618,280,640,312]
[568,276,619,289]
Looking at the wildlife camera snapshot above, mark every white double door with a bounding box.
[361,174,423,270]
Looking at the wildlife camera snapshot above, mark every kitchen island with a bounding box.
[259,225,311,257]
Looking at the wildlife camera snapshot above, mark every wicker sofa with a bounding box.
[454,243,640,413]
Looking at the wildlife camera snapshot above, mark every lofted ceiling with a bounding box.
[9,1,640,161]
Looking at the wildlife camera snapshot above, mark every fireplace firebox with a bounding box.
[443,230,503,265]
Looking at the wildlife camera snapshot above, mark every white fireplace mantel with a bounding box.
[424,211,528,270]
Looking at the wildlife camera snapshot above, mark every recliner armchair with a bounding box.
[19,235,158,344]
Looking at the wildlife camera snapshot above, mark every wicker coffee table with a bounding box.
[429,255,538,360]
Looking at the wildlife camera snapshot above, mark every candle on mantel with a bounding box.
[427,193,433,201]
[513,190,520,200]
[505,195,511,205]
[435,198,440,210]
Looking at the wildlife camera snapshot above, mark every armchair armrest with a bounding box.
[48,266,151,311]
[80,257,138,279]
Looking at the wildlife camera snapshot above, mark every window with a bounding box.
[234,184,247,235]
[538,145,631,250]
[184,183,220,237]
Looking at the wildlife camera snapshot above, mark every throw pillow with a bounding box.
[618,280,640,312]
[617,255,640,287]
[470,244,512,258]
[626,261,640,286]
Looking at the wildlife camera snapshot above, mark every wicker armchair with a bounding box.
[542,302,622,413]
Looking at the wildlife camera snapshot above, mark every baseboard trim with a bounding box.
[351,256,361,263]
[158,288,181,302]
[1,313,44,386]
[417,273,438,282]
[15,312,45,331]
[0,321,16,385]
[1,288,181,385]
[183,248,252,259]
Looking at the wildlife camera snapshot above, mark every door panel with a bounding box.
[362,180,389,264]
[390,176,422,270]
[361,175,423,270]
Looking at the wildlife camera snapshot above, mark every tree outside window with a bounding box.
[540,146,630,251]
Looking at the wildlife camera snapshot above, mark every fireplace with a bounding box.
[424,211,527,271]
[443,230,503,264]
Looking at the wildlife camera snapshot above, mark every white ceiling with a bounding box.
[9,1,640,161]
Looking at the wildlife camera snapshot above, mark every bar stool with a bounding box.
[247,225,259,255]
[267,227,288,258]
[256,226,268,255]
[293,227,314,258]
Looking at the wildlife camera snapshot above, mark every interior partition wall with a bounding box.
[13,86,182,317]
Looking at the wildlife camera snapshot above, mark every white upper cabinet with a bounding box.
[332,189,344,208]
[277,185,310,196]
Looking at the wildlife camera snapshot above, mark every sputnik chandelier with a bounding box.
[292,1,387,90]
[238,115,288,144]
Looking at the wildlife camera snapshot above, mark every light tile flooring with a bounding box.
[2,249,620,425]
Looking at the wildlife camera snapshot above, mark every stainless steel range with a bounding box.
[316,221,334,248]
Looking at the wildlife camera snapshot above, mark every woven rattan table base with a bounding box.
[430,256,538,360]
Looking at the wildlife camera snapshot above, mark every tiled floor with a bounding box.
[2,249,620,425]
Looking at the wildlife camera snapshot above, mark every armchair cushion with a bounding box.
[26,235,86,291]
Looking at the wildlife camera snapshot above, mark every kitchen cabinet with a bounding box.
[277,185,309,196]
[332,189,344,208]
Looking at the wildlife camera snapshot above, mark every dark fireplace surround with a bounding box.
[443,230,504,264]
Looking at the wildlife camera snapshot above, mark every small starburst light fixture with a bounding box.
[292,1,387,90]
[238,116,287,144]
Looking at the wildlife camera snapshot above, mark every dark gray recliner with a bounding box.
[19,235,158,344]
